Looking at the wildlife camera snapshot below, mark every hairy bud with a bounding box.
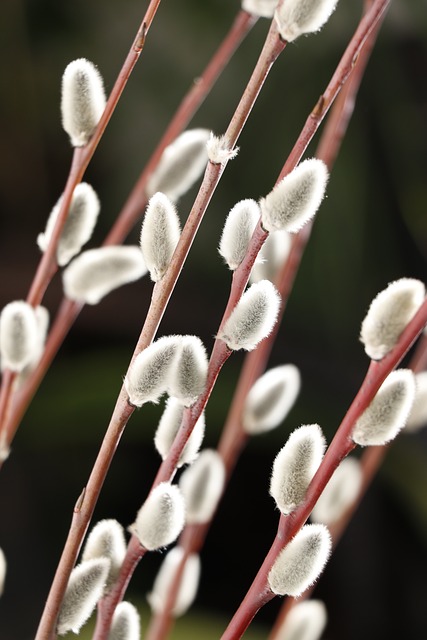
[57,558,110,635]
[82,519,127,591]
[155,398,205,467]
[125,336,181,407]
[0,301,39,372]
[243,364,301,435]
[63,246,147,304]
[135,483,185,551]
[406,371,427,433]
[352,369,416,446]
[275,599,327,640]
[146,129,210,201]
[270,424,326,514]
[242,0,278,18]
[140,193,181,282]
[311,457,362,525]
[268,524,331,597]
[108,602,140,640]
[0,547,6,597]
[37,183,100,267]
[218,280,281,351]
[275,0,339,42]
[147,547,201,617]
[260,159,328,233]
[206,133,239,164]
[168,335,209,406]
[179,449,226,524]
[360,278,425,360]
[250,229,291,283]
[61,58,106,147]
[219,199,260,271]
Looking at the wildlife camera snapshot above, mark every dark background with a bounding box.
[1,1,427,638]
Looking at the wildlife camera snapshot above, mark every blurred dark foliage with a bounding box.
[0,1,427,638]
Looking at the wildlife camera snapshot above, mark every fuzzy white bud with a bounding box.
[242,0,278,18]
[179,449,226,524]
[270,424,326,515]
[250,229,291,283]
[16,306,49,382]
[108,602,140,640]
[155,398,205,467]
[57,558,110,635]
[168,335,209,406]
[311,457,362,525]
[275,599,327,640]
[360,278,425,360]
[82,519,127,591]
[147,546,201,617]
[218,280,281,351]
[206,133,239,164]
[274,0,339,42]
[243,364,301,435]
[146,129,210,201]
[37,183,100,267]
[219,199,260,271]
[140,192,181,282]
[61,58,106,147]
[0,301,39,372]
[352,369,416,446]
[124,336,181,407]
[260,159,328,233]
[406,371,427,433]
[135,483,185,551]
[0,548,6,597]
[63,245,147,304]
[268,524,331,597]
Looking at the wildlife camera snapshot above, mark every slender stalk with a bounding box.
[2,10,258,455]
[221,295,427,639]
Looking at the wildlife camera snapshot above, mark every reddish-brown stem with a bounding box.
[2,11,257,454]
[92,536,147,640]
[221,295,427,639]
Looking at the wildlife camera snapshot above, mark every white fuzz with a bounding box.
[16,306,50,382]
[218,280,281,351]
[63,245,147,304]
[146,129,210,201]
[82,519,127,591]
[311,457,362,525]
[140,192,181,282]
[360,278,425,360]
[243,364,301,435]
[147,546,201,617]
[135,482,185,551]
[155,397,205,467]
[168,335,209,406]
[206,133,239,164]
[124,336,181,407]
[61,58,106,147]
[108,601,140,640]
[275,599,327,640]
[0,301,39,372]
[179,449,226,524]
[406,371,427,433]
[352,369,416,446]
[250,230,291,283]
[0,547,6,597]
[270,424,326,515]
[37,183,100,267]
[274,0,339,42]
[219,199,260,271]
[242,0,278,19]
[268,524,331,597]
[57,558,110,635]
[260,159,328,233]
